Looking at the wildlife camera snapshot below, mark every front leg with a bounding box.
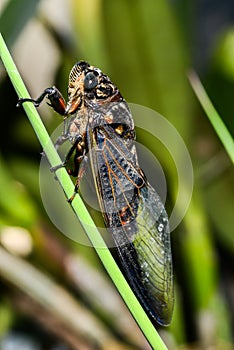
[17,86,67,116]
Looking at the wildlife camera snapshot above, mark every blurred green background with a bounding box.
[0,0,233,349]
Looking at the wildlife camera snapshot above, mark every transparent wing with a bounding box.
[88,125,174,325]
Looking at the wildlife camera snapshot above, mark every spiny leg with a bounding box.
[68,154,88,203]
[50,135,83,173]
[17,86,86,203]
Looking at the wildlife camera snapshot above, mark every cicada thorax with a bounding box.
[65,61,134,151]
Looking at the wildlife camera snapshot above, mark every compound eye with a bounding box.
[84,72,98,90]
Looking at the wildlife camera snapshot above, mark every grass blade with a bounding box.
[188,70,234,164]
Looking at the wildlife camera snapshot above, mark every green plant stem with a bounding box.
[188,70,234,164]
[0,33,168,350]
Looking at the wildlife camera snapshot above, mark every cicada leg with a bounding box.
[50,135,83,172]
[17,87,67,116]
[67,151,88,203]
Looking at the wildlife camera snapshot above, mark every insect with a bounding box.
[18,61,174,326]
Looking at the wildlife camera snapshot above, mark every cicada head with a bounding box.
[66,61,122,114]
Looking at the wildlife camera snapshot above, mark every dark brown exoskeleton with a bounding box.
[18,61,174,326]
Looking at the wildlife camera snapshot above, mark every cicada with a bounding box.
[18,61,174,326]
